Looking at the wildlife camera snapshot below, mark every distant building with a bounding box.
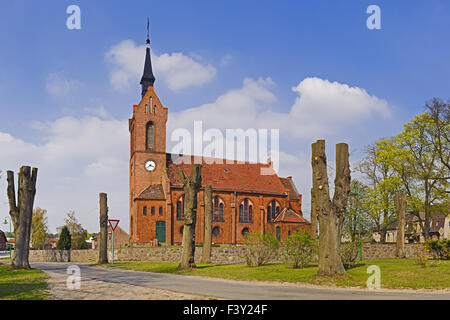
[372,212,449,243]
[0,230,7,251]
[92,226,129,249]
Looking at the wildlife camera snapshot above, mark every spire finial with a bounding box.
[146,18,150,46]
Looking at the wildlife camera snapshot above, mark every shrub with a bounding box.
[415,250,430,267]
[57,226,71,250]
[242,232,279,267]
[423,240,449,260]
[282,230,316,268]
[341,242,359,269]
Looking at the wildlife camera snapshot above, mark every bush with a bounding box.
[242,232,279,267]
[282,230,316,268]
[57,226,71,250]
[424,240,449,260]
[341,242,359,269]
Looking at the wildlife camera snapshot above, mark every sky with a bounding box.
[0,1,449,233]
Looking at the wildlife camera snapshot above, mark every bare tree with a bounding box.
[6,166,38,269]
[178,164,202,270]
[311,141,350,277]
[201,185,213,264]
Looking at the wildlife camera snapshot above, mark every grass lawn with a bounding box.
[103,259,450,290]
[0,263,50,300]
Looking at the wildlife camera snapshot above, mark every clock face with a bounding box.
[145,160,156,171]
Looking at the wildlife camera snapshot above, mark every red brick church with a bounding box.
[129,28,310,245]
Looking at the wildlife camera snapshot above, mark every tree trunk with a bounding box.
[201,185,213,264]
[98,193,109,264]
[178,164,202,270]
[312,141,350,277]
[7,166,38,269]
[310,188,318,238]
[395,191,406,258]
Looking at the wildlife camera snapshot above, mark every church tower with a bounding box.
[129,21,168,241]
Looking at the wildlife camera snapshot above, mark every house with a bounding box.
[92,226,129,249]
[405,212,449,243]
[128,25,310,245]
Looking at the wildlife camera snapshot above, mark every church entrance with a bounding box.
[156,221,166,243]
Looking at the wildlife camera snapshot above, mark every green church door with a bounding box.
[276,227,281,241]
[156,221,166,243]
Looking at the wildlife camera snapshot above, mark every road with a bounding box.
[32,262,450,300]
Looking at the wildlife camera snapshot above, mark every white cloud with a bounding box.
[0,116,129,233]
[45,73,82,97]
[106,40,216,92]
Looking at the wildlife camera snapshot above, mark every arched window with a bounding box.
[213,196,224,222]
[241,228,249,236]
[146,122,154,149]
[267,200,281,222]
[177,195,185,220]
[159,207,163,216]
[239,199,253,223]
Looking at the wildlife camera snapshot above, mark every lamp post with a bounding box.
[3,217,12,259]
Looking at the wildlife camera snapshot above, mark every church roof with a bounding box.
[140,19,156,97]
[135,184,165,200]
[273,208,309,224]
[279,177,300,201]
[166,154,288,196]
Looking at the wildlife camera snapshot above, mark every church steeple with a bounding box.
[140,18,155,98]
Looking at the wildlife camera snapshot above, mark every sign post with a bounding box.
[108,219,120,264]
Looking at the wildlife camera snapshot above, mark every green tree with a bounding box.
[57,226,71,250]
[282,230,316,268]
[389,113,449,240]
[64,211,88,249]
[426,98,450,171]
[358,140,401,242]
[343,180,372,243]
[31,208,49,249]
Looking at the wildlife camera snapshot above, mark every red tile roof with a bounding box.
[135,184,165,200]
[166,154,288,195]
[279,177,299,201]
[274,208,309,224]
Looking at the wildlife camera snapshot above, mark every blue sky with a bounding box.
[0,1,449,232]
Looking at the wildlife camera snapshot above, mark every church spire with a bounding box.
[140,18,155,98]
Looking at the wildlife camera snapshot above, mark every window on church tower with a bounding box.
[151,206,155,215]
[159,207,163,216]
[143,206,147,216]
[146,122,154,149]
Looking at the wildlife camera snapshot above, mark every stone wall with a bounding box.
[29,243,425,263]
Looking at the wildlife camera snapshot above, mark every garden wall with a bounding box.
[29,243,425,263]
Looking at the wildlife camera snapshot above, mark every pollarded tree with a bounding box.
[178,164,202,270]
[7,166,38,269]
[311,140,351,277]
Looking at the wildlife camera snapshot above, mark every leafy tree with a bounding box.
[389,113,449,239]
[282,230,316,268]
[57,226,71,250]
[358,140,402,242]
[343,180,372,243]
[243,232,279,267]
[64,211,88,249]
[31,208,49,249]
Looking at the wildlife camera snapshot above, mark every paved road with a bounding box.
[32,262,450,300]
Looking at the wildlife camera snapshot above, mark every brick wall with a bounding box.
[29,243,425,263]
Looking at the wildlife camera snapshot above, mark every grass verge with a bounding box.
[0,263,50,300]
[102,259,450,290]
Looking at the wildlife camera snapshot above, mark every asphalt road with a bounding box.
[32,262,450,300]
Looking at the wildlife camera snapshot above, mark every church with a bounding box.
[129,28,310,245]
